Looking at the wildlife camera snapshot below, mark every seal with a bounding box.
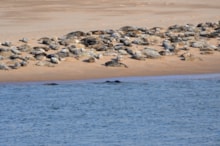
[105,60,128,68]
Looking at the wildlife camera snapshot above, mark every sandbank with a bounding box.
[0,0,220,82]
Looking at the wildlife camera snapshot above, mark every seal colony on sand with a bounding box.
[0,21,220,71]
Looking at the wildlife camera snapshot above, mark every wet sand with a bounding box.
[0,0,220,82]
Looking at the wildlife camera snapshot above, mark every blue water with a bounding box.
[0,74,220,146]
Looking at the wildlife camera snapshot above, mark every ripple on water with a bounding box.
[0,74,220,145]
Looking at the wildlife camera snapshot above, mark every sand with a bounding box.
[0,0,220,82]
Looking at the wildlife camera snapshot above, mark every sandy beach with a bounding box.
[0,0,220,82]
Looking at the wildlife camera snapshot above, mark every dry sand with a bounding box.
[1,0,220,40]
[0,0,220,82]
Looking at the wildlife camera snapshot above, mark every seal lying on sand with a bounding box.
[105,59,128,68]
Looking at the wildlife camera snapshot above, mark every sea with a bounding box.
[0,74,220,146]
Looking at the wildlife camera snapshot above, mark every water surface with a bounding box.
[0,74,220,146]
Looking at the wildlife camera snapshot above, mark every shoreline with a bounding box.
[1,73,220,84]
